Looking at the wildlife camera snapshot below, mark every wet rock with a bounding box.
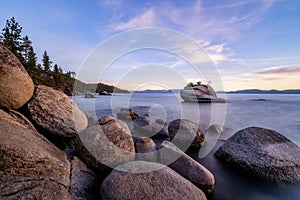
[215,127,300,183]
[75,116,135,171]
[155,118,167,126]
[0,109,71,199]
[116,108,139,120]
[168,119,206,148]
[198,124,223,158]
[100,161,207,200]
[0,44,34,109]
[207,124,223,134]
[27,85,88,137]
[133,115,169,138]
[135,137,157,162]
[160,141,215,194]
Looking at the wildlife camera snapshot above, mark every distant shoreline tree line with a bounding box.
[0,17,129,95]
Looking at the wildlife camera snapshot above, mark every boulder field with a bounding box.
[1,45,300,199]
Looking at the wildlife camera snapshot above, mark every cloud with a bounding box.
[255,65,300,74]
[106,0,276,38]
[103,0,276,65]
[111,9,156,31]
[209,0,276,9]
[262,77,287,81]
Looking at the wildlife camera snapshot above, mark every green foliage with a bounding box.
[73,80,129,94]
[186,82,194,87]
[0,17,23,63]
[0,17,129,95]
[42,51,52,72]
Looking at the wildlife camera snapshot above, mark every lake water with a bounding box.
[73,93,300,200]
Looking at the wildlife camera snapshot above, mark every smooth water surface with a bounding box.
[73,93,300,200]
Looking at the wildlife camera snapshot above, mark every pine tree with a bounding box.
[22,36,31,63]
[53,64,59,74]
[21,35,38,71]
[53,64,63,85]
[42,50,52,72]
[27,46,37,69]
[0,17,23,61]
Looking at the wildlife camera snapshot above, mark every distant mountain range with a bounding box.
[132,89,300,94]
[132,89,180,93]
[224,89,300,94]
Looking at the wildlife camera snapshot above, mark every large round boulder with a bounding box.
[215,127,300,183]
[0,109,71,199]
[100,161,207,200]
[0,44,34,109]
[168,119,206,148]
[27,85,88,137]
[160,141,215,194]
[75,116,135,171]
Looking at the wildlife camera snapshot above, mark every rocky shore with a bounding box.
[1,44,300,199]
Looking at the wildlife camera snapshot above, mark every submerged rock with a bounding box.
[116,107,139,120]
[0,44,34,109]
[100,161,207,200]
[215,127,300,183]
[133,115,169,138]
[168,119,206,148]
[160,141,215,194]
[75,116,135,171]
[0,109,71,199]
[27,85,88,137]
[207,124,223,134]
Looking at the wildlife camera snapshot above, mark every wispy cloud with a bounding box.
[103,0,276,64]
[255,65,300,74]
[209,0,276,9]
[111,9,156,31]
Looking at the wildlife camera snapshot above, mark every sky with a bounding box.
[1,0,300,91]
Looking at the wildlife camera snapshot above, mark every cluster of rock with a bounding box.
[2,44,300,199]
[0,44,214,199]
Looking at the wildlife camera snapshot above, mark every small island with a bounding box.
[180,81,226,103]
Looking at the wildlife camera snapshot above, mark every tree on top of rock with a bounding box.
[0,17,23,62]
[22,35,37,71]
[42,50,52,72]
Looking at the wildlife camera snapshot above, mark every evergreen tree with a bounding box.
[21,35,38,70]
[58,66,63,74]
[53,64,63,85]
[27,46,37,69]
[22,36,31,63]
[0,17,23,61]
[53,64,59,74]
[42,50,52,72]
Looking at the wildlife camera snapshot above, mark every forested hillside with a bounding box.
[0,17,128,95]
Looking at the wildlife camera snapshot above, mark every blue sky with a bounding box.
[1,0,300,90]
